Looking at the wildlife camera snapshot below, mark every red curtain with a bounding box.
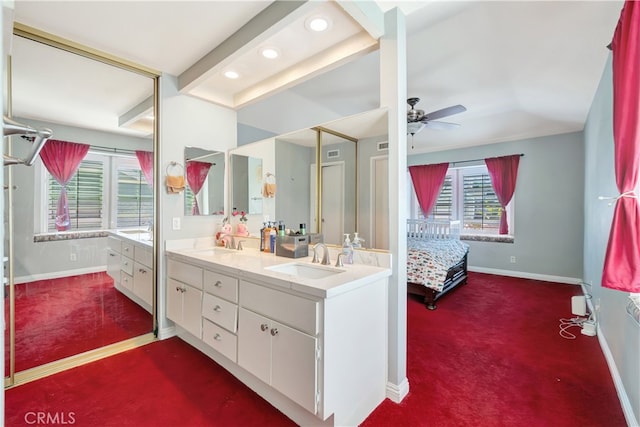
[135,151,154,188]
[602,0,640,293]
[409,163,449,217]
[485,155,520,235]
[186,161,212,215]
[39,140,90,231]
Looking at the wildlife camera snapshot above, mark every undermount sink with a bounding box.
[266,262,345,280]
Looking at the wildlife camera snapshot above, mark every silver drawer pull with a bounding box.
[138,268,147,274]
[213,305,222,312]
[175,286,181,292]
[214,333,222,341]
[270,328,278,336]
[214,281,222,287]
[260,324,269,332]
[109,253,116,257]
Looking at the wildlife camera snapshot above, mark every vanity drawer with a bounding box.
[203,319,237,362]
[202,293,238,333]
[240,281,319,336]
[121,241,134,258]
[107,236,121,252]
[167,259,203,289]
[204,270,238,303]
[133,262,153,306]
[120,271,133,291]
[121,256,134,276]
[134,245,153,268]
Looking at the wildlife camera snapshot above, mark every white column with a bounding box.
[380,7,409,402]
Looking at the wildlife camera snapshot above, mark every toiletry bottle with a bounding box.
[352,232,364,249]
[342,233,354,264]
[278,221,285,237]
[259,222,266,251]
[263,222,272,253]
[270,226,277,254]
[300,223,306,235]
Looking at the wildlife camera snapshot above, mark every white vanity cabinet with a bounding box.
[164,249,390,427]
[166,259,203,338]
[107,234,153,312]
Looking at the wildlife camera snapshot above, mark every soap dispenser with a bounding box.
[342,233,354,264]
[352,232,364,249]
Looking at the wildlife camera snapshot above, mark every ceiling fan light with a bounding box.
[407,122,425,135]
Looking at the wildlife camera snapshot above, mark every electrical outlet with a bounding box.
[70,253,77,261]
[510,256,516,263]
[172,217,181,230]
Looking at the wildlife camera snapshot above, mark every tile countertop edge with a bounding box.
[165,248,391,299]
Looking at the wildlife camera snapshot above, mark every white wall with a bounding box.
[584,55,639,426]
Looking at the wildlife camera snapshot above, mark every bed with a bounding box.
[406,219,469,310]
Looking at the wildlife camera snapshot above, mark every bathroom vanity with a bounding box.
[106,230,154,313]
[165,241,391,426]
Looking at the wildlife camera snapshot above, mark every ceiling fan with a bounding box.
[407,97,467,142]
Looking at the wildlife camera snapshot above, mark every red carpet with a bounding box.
[363,272,626,427]
[5,273,626,426]
[5,272,151,373]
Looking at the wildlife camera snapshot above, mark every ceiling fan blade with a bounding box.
[423,121,461,130]
[422,104,466,121]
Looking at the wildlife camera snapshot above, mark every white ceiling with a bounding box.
[7,1,623,153]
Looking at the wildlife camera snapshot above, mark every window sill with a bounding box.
[461,234,514,244]
[34,230,110,242]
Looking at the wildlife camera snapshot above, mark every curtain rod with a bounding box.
[450,153,524,167]
[87,145,138,155]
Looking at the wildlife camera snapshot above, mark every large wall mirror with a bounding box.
[233,108,388,249]
[4,27,158,384]
[184,147,225,215]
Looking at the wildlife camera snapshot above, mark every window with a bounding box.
[40,152,153,233]
[409,165,511,235]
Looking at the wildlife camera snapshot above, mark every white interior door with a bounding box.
[372,157,389,250]
[310,163,344,245]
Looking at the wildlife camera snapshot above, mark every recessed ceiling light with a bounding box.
[260,47,279,59]
[224,70,239,79]
[306,15,331,32]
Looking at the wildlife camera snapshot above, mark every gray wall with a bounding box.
[7,118,152,280]
[408,132,585,280]
[584,55,639,424]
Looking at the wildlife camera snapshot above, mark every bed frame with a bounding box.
[406,219,469,310]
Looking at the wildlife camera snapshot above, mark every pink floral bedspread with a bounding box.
[407,238,469,292]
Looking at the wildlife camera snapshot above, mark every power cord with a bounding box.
[559,316,586,339]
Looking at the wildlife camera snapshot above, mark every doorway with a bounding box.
[310,162,345,245]
[371,156,389,249]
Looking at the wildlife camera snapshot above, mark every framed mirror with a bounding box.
[230,154,263,215]
[184,147,225,215]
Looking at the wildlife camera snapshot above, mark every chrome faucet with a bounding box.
[236,240,245,251]
[312,243,331,265]
[220,234,236,250]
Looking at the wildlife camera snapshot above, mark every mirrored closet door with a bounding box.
[4,26,159,385]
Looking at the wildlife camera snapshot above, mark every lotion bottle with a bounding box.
[342,233,354,264]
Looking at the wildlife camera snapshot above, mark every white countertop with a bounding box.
[166,245,391,299]
[110,229,153,247]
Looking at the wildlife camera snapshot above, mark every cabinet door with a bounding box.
[182,283,203,338]
[271,321,318,414]
[166,278,183,324]
[106,249,121,283]
[133,262,153,306]
[238,308,271,385]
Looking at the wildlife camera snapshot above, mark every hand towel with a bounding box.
[166,175,185,193]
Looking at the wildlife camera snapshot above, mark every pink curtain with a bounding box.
[186,161,212,215]
[485,155,521,235]
[39,140,90,231]
[135,151,154,188]
[409,163,449,217]
[602,0,640,293]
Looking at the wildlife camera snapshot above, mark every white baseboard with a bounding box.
[468,266,582,285]
[386,377,409,403]
[596,324,639,427]
[14,266,107,284]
